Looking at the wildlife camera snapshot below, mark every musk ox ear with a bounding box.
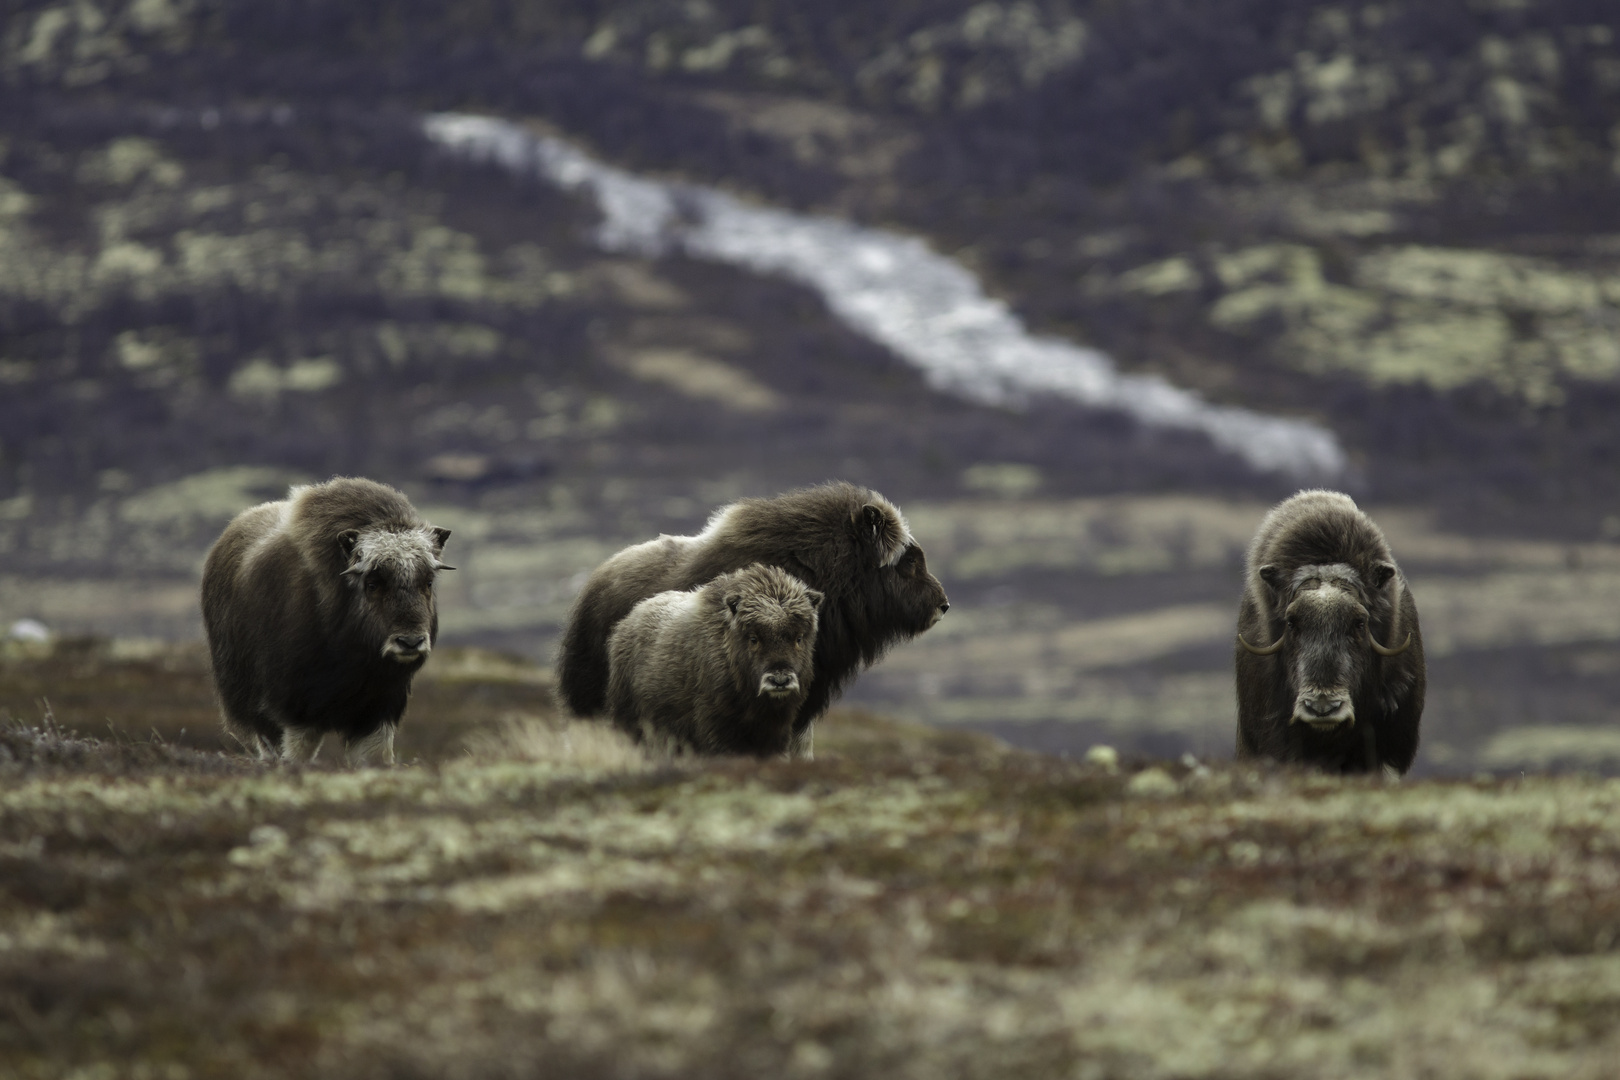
[1257,564,1286,594]
[428,526,451,555]
[1369,561,1397,590]
[725,593,742,618]
[805,588,824,612]
[857,503,900,563]
[338,529,363,574]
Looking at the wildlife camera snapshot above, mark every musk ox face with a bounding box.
[881,542,950,635]
[338,525,453,665]
[1244,562,1410,730]
[720,567,822,703]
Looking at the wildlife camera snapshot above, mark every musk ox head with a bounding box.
[881,541,950,635]
[338,524,454,665]
[1240,561,1411,729]
[848,500,949,635]
[717,564,821,702]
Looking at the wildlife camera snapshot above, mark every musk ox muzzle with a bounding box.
[759,669,802,697]
[1294,689,1353,729]
[384,633,431,663]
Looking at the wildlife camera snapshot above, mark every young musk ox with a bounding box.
[1235,490,1425,775]
[558,481,949,757]
[607,563,822,756]
[201,477,454,766]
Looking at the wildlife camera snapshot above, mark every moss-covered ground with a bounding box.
[3,644,1619,1078]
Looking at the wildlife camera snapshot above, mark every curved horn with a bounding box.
[1237,632,1285,656]
[1369,630,1412,657]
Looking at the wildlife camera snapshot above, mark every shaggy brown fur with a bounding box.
[1235,490,1425,774]
[606,564,822,757]
[558,482,948,753]
[200,477,453,765]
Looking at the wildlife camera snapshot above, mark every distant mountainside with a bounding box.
[6,0,1620,532]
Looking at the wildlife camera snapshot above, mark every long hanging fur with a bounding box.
[1235,490,1425,774]
[201,477,451,764]
[558,482,948,743]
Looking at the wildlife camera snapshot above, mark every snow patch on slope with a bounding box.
[424,113,1344,478]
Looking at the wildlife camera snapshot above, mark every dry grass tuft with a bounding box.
[462,713,656,772]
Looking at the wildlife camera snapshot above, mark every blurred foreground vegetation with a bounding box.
[3,643,1620,1078]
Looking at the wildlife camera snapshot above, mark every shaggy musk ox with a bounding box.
[201,477,454,765]
[558,481,949,756]
[607,564,822,756]
[1235,490,1425,775]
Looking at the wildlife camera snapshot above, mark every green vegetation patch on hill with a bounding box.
[2,706,1620,1078]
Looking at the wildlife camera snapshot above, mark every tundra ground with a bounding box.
[2,645,1619,1079]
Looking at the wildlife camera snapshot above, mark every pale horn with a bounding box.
[1237,632,1285,656]
[1369,630,1412,657]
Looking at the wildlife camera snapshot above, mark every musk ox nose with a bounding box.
[940,602,950,614]
[1295,692,1352,727]
[1302,694,1343,717]
[388,633,429,660]
[761,671,800,695]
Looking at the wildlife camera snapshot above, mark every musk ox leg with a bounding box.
[280,726,324,763]
[786,724,814,762]
[345,724,397,768]
[1361,723,1379,774]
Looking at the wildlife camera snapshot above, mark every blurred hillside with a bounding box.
[4,1,1620,770]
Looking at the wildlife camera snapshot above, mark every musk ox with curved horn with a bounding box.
[558,481,949,757]
[201,477,454,766]
[608,564,822,756]
[1235,490,1425,775]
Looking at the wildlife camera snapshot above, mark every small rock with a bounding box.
[1126,767,1180,798]
[7,619,49,643]
[1084,744,1120,773]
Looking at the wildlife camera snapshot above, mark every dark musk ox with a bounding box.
[201,477,453,766]
[1235,490,1425,775]
[558,481,949,757]
[607,563,822,756]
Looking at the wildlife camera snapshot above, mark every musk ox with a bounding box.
[1234,490,1425,775]
[201,477,453,766]
[607,563,822,756]
[558,481,949,757]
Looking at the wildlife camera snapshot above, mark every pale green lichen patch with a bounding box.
[1207,241,1620,401]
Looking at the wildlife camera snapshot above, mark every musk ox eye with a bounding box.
[748,634,759,646]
